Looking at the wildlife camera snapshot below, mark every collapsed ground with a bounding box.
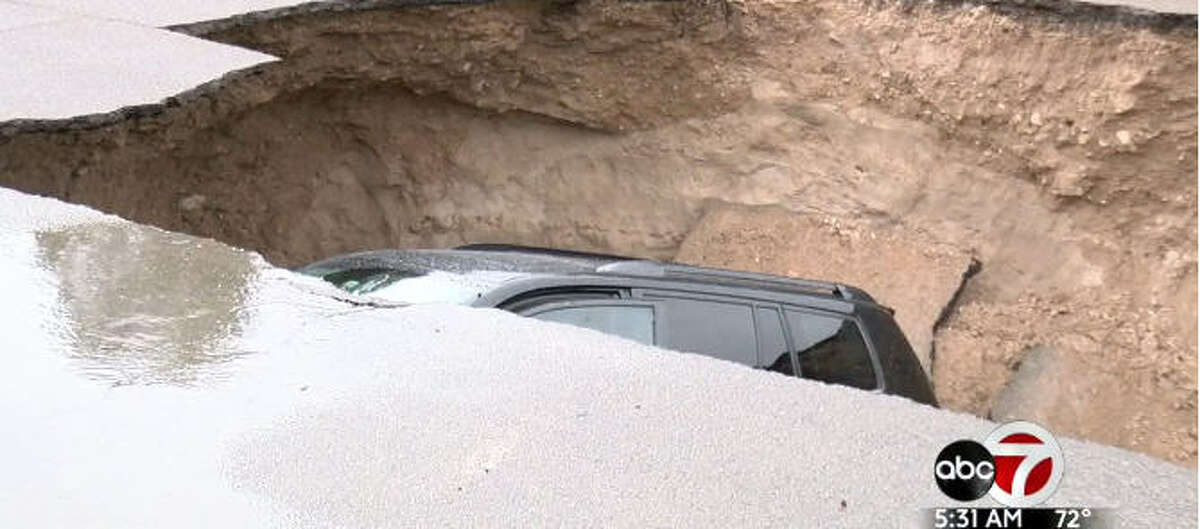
[0,0,1195,464]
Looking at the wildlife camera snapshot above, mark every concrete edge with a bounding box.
[0,63,274,138]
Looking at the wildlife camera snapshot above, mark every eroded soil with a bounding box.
[0,0,1195,463]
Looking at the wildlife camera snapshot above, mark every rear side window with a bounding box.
[531,304,655,346]
[785,310,877,390]
[857,306,936,404]
[651,297,756,366]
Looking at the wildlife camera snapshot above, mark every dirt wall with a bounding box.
[0,0,1194,463]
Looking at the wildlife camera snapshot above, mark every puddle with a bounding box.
[36,222,259,386]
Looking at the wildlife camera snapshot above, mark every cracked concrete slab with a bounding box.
[4,0,321,27]
[0,186,1195,527]
[0,16,276,121]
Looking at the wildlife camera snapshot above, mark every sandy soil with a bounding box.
[0,0,1194,464]
[672,204,978,373]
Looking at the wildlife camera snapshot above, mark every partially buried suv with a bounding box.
[299,244,937,405]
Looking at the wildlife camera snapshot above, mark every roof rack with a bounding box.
[453,243,636,262]
[596,260,874,302]
[453,244,875,303]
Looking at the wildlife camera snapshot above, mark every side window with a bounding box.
[529,304,654,346]
[785,310,877,390]
[650,296,756,367]
[499,288,622,313]
[756,306,794,376]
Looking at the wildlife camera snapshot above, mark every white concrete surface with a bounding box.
[0,1,277,122]
[9,0,320,28]
[0,187,1194,527]
[0,15,275,121]
[1079,0,1196,13]
[0,2,69,30]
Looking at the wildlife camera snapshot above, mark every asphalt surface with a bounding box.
[0,187,1194,527]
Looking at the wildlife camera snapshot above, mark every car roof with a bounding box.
[299,245,880,307]
[465,244,877,303]
[298,246,622,277]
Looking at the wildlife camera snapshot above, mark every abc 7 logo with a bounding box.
[934,421,1064,507]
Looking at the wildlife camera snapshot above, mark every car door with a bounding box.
[517,297,660,346]
[634,291,761,368]
[509,288,789,373]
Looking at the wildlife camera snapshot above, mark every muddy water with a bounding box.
[35,223,257,385]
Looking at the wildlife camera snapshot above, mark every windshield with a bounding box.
[297,249,599,305]
[322,267,418,295]
[305,265,530,305]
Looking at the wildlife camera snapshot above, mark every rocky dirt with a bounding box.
[673,204,979,372]
[0,0,1194,464]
